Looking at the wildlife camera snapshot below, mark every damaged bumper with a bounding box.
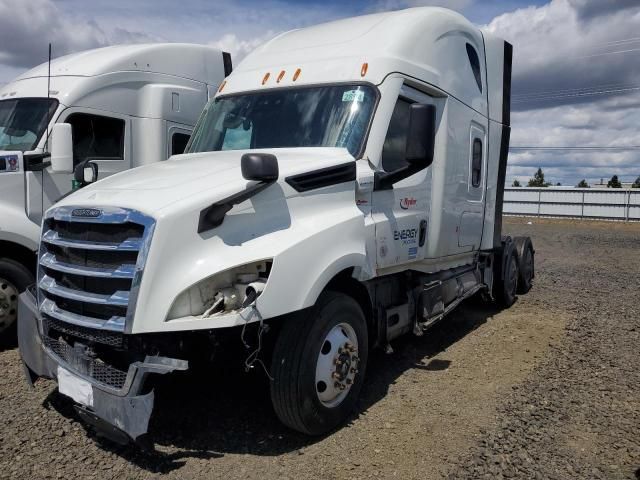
[17,287,188,445]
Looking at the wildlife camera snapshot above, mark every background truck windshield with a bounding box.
[0,98,58,152]
[187,84,376,158]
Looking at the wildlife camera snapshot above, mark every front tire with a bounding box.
[270,291,368,435]
[0,258,34,335]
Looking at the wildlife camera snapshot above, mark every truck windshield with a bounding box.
[187,84,377,158]
[0,98,58,152]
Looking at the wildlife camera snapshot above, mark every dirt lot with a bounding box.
[0,217,638,479]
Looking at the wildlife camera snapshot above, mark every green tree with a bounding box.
[512,179,521,187]
[632,176,640,188]
[607,175,622,188]
[528,168,551,187]
[577,179,589,188]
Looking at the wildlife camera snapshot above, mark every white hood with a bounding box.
[54,147,355,217]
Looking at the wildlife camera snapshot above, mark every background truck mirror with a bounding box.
[74,160,99,187]
[406,103,436,169]
[50,123,74,173]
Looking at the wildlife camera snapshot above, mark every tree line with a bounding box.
[511,168,640,188]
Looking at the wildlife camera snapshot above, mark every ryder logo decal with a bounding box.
[399,197,417,210]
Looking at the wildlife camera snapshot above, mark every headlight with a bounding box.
[166,260,271,320]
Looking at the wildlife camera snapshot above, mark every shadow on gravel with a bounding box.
[0,327,17,352]
[43,295,503,474]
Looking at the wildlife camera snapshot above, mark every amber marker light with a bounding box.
[277,70,286,83]
[218,80,227,93]
[293,68,301,81]
[262,72,271,85]
[361,62,368,77]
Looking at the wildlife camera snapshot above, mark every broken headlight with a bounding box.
[166,260,271,320]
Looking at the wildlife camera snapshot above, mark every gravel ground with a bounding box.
[0,217,638,479]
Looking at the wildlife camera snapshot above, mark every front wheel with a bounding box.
[270,292,368,435]
[0,258,34,335]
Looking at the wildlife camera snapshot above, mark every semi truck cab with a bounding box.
[18,8,534,444]
[0,44,231,334]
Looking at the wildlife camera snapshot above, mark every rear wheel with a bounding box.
[494,248,519,308]
[270,291,368,435]
[0,258,34,334]
[514,237,535,294]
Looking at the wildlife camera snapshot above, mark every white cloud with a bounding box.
[209,31,278,63]
[372,0,473,13]
[483,0,640,185]
[0,0,157,71]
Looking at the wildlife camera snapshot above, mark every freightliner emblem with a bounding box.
[71,208,102,218]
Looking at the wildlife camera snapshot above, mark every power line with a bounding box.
[510,146,640,151]
[512,86,640,103]
[512,82,637,99]
[579,47,640,59]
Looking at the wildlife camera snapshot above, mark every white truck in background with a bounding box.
[19,8,535,445]
[0,44,231,334]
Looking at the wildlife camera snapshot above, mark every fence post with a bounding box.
[626,190,631,222]
[581,190,585,218]
[537,189,541,217]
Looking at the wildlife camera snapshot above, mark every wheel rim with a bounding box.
[0,278,19,331]
[315,322,359,408]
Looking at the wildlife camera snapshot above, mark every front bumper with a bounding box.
[17,287,188,444]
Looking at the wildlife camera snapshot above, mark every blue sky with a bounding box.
[1,0,639,186]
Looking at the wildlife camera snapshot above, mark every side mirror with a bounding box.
[73,161,99,187]
[241,153,279,182]
[50,123,74,173]
[406,103,436,168]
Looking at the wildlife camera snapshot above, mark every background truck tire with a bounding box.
[270,291,368,435]
[513,236,535,294]
[494,246,519,308]
[0,258,34,335]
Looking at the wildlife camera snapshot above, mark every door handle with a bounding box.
[419,219,427,247]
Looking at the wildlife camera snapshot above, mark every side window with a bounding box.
[66,113,125,166]
[471,138,482,187]
[381,98,411,172]
[171,132,190,155]
[466,44,483,93]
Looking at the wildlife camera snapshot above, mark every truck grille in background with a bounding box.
[37,207,155,334]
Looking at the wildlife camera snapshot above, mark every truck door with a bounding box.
[41,109,130,211]
[372,86,435,270]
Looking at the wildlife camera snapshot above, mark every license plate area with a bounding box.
[58,366,94,407]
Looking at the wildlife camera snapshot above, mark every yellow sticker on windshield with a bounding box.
[342,90,365,103]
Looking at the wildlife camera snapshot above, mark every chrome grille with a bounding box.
[37,206,155,334]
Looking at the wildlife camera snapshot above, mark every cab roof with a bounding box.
[14,43,227,86]
[223,7,501,116]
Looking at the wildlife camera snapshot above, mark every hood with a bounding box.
[54,147,355,217]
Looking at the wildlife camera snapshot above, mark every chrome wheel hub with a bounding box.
[0,278,19,331]
[315,323,359,407]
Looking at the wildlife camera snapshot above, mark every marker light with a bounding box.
[262,72,270,85]
[218,81,227,93]
[277,70,286,83]
[361,62,368,77]
[293,68,301,81]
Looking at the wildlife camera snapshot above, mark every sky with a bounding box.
[1,0,639,186]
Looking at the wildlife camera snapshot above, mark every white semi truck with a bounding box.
[0,44,231,334]
[18,8,534,445]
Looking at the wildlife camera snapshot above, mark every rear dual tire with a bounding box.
[270,292,368,435]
